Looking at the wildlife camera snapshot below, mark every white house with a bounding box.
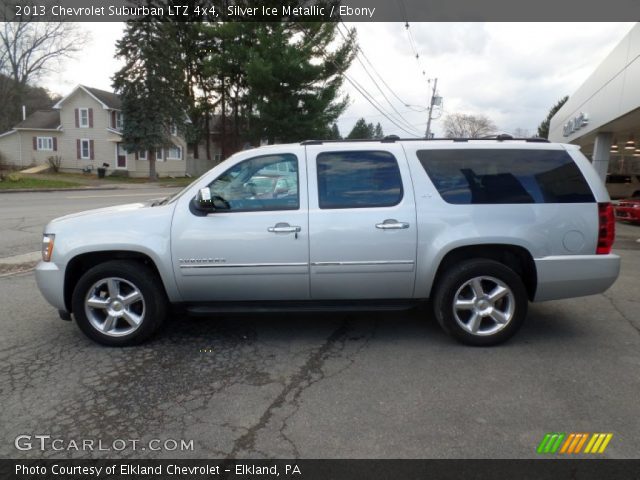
[0,85,189,177]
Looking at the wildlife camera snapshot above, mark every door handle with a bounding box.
[376,219,410,230]
[268,223,301,234]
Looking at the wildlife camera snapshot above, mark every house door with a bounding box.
[116,143,127,169]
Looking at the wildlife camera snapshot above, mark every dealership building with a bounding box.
[549,23,640,180]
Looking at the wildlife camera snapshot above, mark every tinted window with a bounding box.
[207,154,298,212]
[317,151,403,209]
[417,149,594,204]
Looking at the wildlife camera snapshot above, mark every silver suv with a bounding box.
[36,138,620,346]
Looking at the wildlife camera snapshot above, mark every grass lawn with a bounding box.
[33,172,195,187]
[0,177,83,190]
[0,170,194,190]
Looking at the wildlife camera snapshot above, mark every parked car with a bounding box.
[605,174,640,199]
[614,191,640,224]
[36,138,620,347]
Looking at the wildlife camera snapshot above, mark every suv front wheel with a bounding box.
[71,260,167,346]
[433,259,528,346]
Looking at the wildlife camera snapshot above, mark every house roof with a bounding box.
[53,85,121,110]
[14,110,61,130]
[84,86,122,110]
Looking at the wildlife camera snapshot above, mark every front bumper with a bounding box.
[533,254,620,302]
[35,261,67,311]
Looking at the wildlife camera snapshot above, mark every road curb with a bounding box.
[0,185,180,194]
[0,187,123,194]
[0,264,36,278]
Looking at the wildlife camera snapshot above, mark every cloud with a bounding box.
[338,22,635,137]
[406,23,489,56]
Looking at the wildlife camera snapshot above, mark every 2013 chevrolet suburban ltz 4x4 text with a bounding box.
[36,137,620,346]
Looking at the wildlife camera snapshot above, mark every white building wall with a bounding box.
[549,23,640,143]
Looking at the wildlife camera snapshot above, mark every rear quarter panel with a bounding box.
[401,142,601,298]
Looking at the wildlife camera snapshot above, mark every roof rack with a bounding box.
[300,135,550,145]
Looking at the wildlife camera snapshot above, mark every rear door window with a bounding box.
[317,151,403,209]
[417,149,595,204]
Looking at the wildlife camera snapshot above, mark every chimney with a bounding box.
[22,105,26,121]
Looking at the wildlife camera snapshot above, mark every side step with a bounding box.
[183,300,421,315]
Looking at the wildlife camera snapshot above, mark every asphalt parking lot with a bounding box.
[0,190,639,459]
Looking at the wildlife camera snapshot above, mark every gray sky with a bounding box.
[42,22,636,138]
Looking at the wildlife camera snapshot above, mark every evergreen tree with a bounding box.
[113,21,187,180]
[373,122,384,139]
[328,123,342,140]
[537,96,568,139]
[244,22,356,144]
[347,118,375,139]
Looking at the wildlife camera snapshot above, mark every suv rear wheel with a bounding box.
[433,259,528,346]
[71,260,167,346]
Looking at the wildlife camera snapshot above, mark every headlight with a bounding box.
[42,234,55,262]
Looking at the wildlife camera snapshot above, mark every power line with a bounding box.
[339,22,411,107]
[342,73,422,137]
[337,23,422,135]
[398,0,427,80]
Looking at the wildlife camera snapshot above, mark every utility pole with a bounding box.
[425,78,438,139]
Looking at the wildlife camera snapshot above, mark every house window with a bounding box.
[79,108,89,128]
[213,153,223,162]
[170,124,178,136]
[37,137,53,151]
[156,149,164,161]
[167,145,182,160]
[116,112,124,130]
[138,150,147,160]
[80,139,91,159]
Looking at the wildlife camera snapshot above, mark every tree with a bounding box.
[537,96,568,139]
[347,118,375,139]
[113,21,187,181]
[244,22,356,144]
[0,21,86,86]
[0,21,85,132]
[0,74,59,132]
[443,113,497,138]
[327,123,341,140]
[373,122,384,139]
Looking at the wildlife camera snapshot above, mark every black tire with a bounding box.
[71,260,167,346]
[432,259,528,346]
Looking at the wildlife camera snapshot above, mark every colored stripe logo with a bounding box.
[537,433,613,454]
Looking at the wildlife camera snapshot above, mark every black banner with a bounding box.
[2,459,640,480]
[2,0,640,22]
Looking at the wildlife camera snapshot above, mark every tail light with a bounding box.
[596,203,615,254]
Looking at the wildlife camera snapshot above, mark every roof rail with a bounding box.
[299,137,550,145]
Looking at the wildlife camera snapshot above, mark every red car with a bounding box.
[615,191,640,224]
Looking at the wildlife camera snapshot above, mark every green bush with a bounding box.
[7,173,22,182]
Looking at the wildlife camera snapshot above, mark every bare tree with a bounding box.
[0,21,85,131]
[0,21,87,86]
[443,113,497,138]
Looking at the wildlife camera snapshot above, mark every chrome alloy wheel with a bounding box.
[452,276,515,336]
[84,277,145,337]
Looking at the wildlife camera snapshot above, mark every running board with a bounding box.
[182,300,421,315]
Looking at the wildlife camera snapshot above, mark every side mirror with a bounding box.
[194,188,231,213]
[195,187,215,212]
